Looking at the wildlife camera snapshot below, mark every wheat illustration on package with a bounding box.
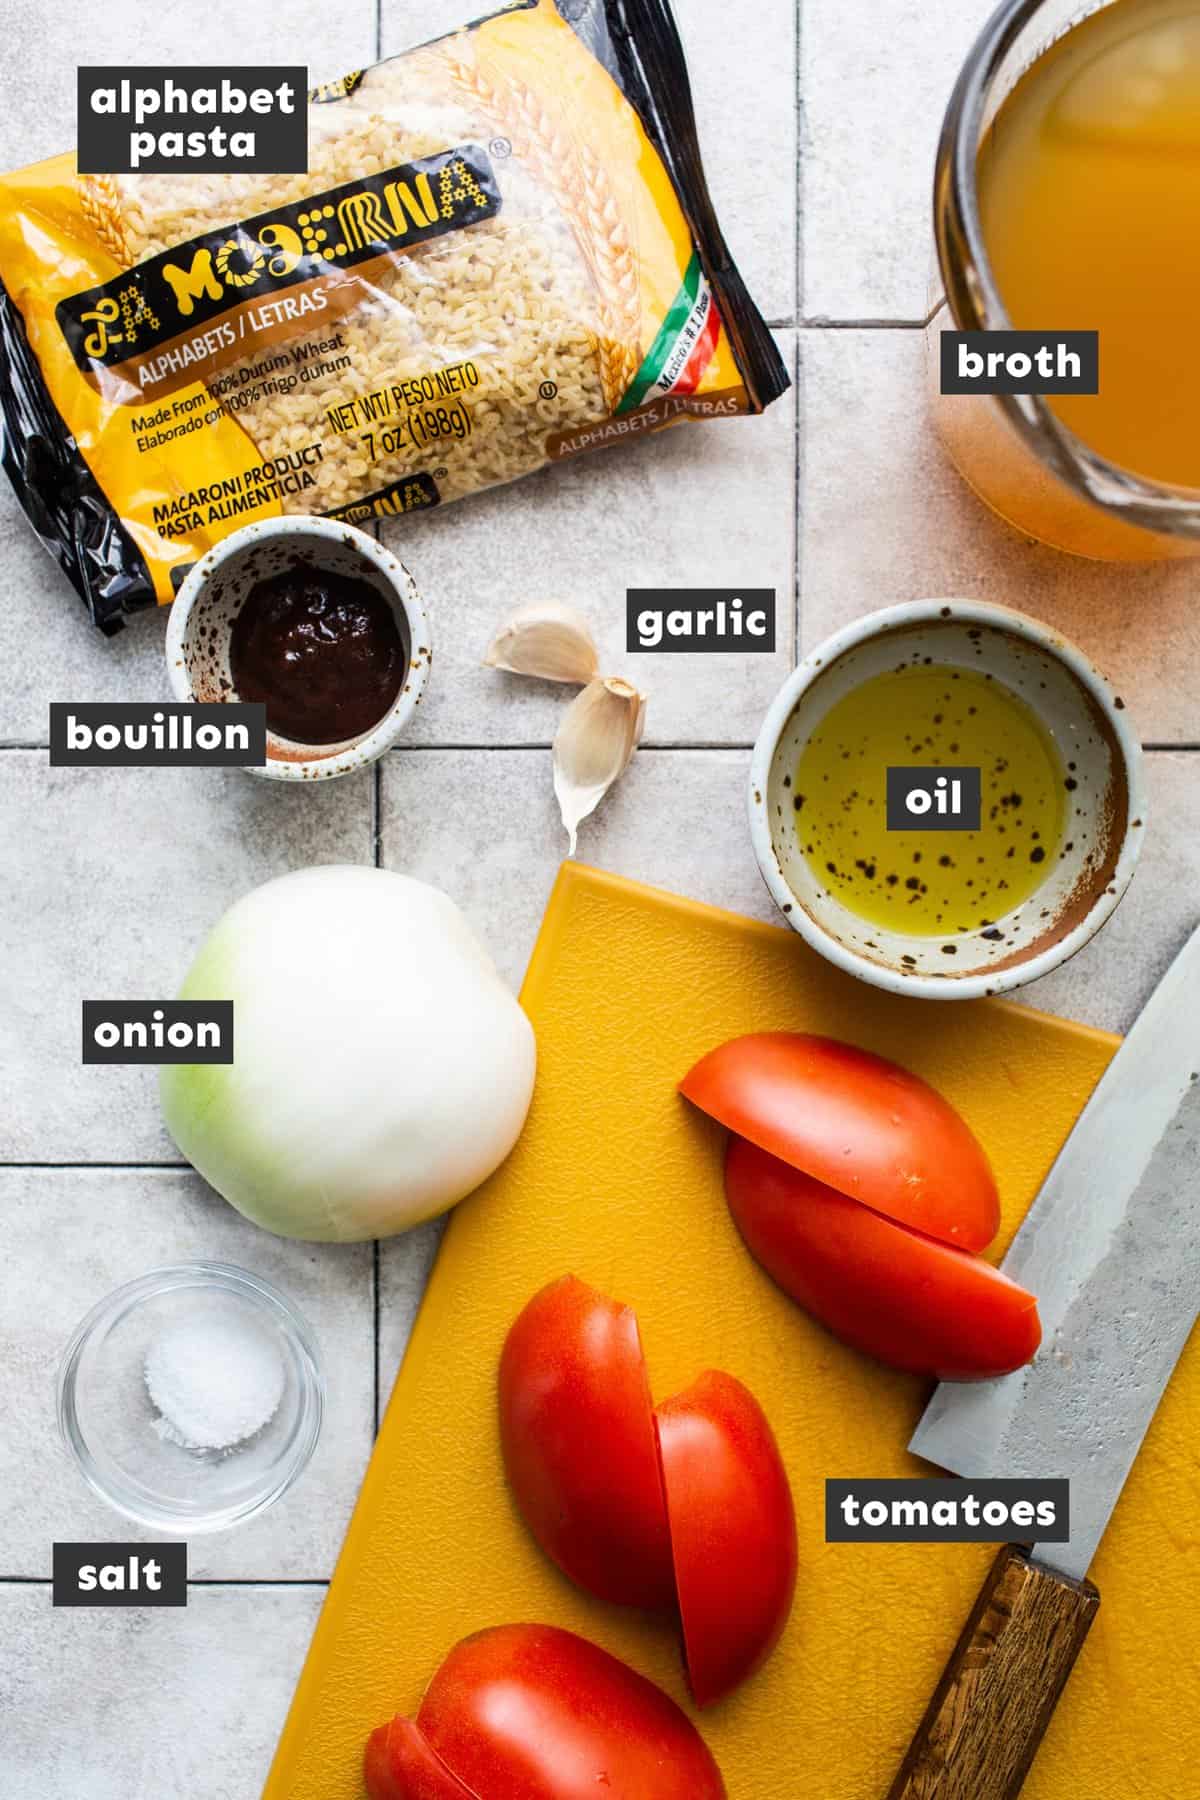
[0,0,787,630]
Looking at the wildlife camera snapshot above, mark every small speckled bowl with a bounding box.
[750,600,1146,999]
[165,517,431,781]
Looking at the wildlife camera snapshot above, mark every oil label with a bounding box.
[940,330,1098,395]
[886,766,982,830]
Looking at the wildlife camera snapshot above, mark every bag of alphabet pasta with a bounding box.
[0,0,786,631]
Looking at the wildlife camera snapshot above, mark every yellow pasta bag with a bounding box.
[0,0,786,630]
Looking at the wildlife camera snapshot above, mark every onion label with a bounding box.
[82,1001,233,1065]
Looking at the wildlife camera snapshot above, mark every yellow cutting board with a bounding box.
[265,864,1199,1800]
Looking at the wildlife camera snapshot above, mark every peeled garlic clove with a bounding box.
[483,600,599,685]
[553,676,647,855]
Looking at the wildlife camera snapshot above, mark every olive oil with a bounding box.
[792,666,1066,937]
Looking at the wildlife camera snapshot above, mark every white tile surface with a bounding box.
[800,328,1200,743]
[1024,753,1199,1035]
[0,496,172,745]
[381,0,798,324]
[0,1583,324,1799]
[802,0,992,320]
[0,1167,371,1580]
[378,745,774,989]
[2,3,1199,1792]
[382,334,797,749]
[0,754,372,1162]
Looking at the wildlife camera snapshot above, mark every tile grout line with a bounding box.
[794,0,804,326]
[1,1160,190,1170]
[0,1576,332,1588]
[793,329,803,670]
[793,0,804,665]
[798,317,927,330]
[2,742,1194,757]
[372,756,382,1440]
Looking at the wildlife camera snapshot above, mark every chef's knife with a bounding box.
[889,924,1200,1800]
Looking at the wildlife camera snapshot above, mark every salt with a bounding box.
[144,1308,286,1452]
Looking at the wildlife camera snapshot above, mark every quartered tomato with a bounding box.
[680,1032,1000,1251]
[364,1625,728,1800]
[498,1274,674,1610]
[725,1135,1041,1380]
[499,1277,797,1703]
[656,1370,797,1706]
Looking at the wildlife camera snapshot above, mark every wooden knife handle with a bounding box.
[887,1545,1100,1800]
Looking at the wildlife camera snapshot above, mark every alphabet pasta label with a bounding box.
[77,67,307,175]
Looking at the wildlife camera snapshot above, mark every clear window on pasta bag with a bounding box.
[0,0,787,632]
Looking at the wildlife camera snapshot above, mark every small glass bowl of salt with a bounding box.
[57,1262,323,1534]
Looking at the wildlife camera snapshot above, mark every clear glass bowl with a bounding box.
[57,1262,324,1535]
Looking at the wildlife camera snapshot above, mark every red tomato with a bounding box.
[680,1033,999,1252]
[365,1625,728,1800]
[656,1370,798,1707]
[725,1135,1041,1379]
[498,1275,675,1609]
[365,1715,476,1798]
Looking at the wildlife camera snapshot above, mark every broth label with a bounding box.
[886,766,982,831]
[940,330,1098,395]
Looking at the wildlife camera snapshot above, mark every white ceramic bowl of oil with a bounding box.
[749,599,1146,1000]
[57,1263,323,1534]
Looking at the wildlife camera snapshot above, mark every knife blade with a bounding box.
[889,922,1200,1800]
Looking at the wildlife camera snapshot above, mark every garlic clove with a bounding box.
[553,676,647,855]
[483,600,600,686]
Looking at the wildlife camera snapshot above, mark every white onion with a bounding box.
[160,866,536,1241]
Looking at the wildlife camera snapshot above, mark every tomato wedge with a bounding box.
[500,1277,797,1700]
[725,1135,1041,1379]
[680,1033,999,1251]
[498,1275,675,1609]
[656,1370,797,1707]
[365,1716,478,1799]
[365,1625,728,1800]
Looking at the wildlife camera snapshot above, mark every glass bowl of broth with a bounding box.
[931,0,1200,559]
[749,600,1146,998]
